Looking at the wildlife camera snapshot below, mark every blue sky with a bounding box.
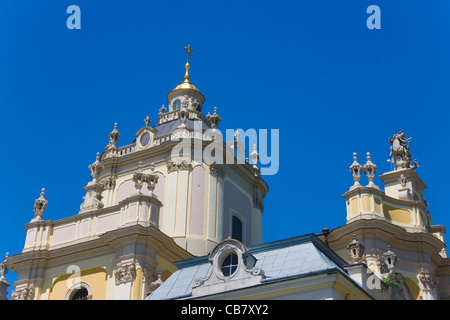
[1,0,449,289]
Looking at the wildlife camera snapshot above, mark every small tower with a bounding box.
[162,44,205,124]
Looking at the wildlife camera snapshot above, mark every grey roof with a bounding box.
[147,234,349,300]
[154,118,210,137]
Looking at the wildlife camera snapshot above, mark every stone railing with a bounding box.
[22,193,161,252]
[158,109,211,125]
[117,145,135,157]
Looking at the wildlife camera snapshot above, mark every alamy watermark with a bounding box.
[169,122,279,176]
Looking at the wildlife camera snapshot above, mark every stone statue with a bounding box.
[388,130,419,170]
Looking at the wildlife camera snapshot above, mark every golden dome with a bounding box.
[173,62,199,91]
[168,60,205,103]
[173,80,200,92]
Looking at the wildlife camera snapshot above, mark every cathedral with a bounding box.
[0,47,448,300]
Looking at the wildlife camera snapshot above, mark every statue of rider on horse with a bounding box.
[388,130,419,170]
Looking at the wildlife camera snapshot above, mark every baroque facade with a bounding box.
[0,47,448,300]
[146,130,449,300]
[1,46,267,300]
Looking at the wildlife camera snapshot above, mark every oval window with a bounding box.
[140,133,150,147]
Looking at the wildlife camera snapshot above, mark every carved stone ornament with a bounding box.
[33,188,48,221]
[380,245,398,273]
[150,274,164,291]
[133,162,159,193]
[178,105,188,128]
[99,175,117,190]
[249,144,259,170]
[143,266,158,286]
[418,268,437,292]
[399,174,407,187]
[363,152,377,188]
[143,266,164,291]
[192,98,200,110]
[349,153,362,188]
[346,234,365,264]
[114,263,136,285]
[388,130,419,170]
[206,106,222,130]
[0,253,8,280]
[167,159,191,173]
[106,122,121,149]
[11,285,35,300]
[80,184,104,212]
[88,152,103,182]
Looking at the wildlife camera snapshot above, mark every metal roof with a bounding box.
[146,234,350,300]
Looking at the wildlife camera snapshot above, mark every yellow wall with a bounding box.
[350,198,359,216]
[48,267,108,300]
[405,276,421,300]
[361,195,371,212]
[374,197,381,214]
[132,268,143,300]
[383,205,411,224]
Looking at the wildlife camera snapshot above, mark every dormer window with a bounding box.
[192,239,264,296]
[173,99,181,111]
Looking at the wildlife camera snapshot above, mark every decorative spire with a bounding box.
[168,45,205,105]
[88,152,103,182]
[108,122,121,147]
[184,44,193,82]
[250,144,259,170]
[363,152,377,188]
[207,107,222,131]
[33,188,48,221]
[349,152,362,189]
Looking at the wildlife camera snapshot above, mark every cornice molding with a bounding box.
[328,219,446,259]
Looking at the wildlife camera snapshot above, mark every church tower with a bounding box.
[326,131,449,300]
[3,46,268,300]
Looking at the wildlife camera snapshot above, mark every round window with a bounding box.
[221,253,238,277]
[140,133,150,147]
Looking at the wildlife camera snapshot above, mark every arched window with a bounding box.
[71,288,89,300]
[173,99,181,111]
[65,282,92,300]
[232,215,243,242]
